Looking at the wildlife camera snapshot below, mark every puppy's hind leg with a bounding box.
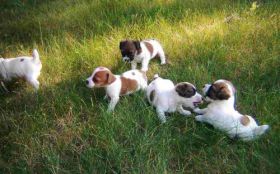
[156,108,167,123]
[1,81,9,93]
[26,77,40,90]
[157,49,166,65]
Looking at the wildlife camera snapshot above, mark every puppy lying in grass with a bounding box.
[146,74,203,123]
[86,67,147,112]
[0,49,42,91]
[194,79,269,141]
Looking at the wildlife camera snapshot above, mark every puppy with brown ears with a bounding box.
[146,74,203,123]
[119,39,166,72]
[0,49,42,91]
[194,79,269,141]
[86,67,147,112]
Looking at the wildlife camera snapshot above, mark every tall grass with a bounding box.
[0,0,279,173]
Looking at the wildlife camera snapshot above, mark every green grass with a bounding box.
[0,0,280,173]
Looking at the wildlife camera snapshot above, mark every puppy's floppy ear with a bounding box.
[216,86,230,100]
[133,40,141,50]
[106,72,116,84]
[119,41,125,50]
[175,83,195,98]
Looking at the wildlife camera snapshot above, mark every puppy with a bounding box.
[146,74,203,123]
[119,39,166,72]
[86,67,147,112]
[194,79,269,141]
[0,49,42,90]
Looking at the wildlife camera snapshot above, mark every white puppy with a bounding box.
[86,67,147,112]
[0,49,42,90]
[119,39,166,72]
[146,74,203,123]
[194,79,269,141]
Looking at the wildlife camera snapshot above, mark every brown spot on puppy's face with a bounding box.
[92,70,116,87]
[175,83,196,98]
[119,40,141,62]
[240,115,250,126]
[120,77,138,95]
[144,42,153,56]
[206,82,231,100]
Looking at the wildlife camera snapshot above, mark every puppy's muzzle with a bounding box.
[122,57,131,63]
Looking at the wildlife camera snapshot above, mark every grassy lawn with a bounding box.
[0,0,279,173]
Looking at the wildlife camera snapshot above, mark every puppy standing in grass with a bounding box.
[194,79,269,141]
[119,39,166,72]
[0,49,42,91]
[146,74,203,123]
[86,67,147,112]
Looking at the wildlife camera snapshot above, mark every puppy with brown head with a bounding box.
[86,67,147,112]
[194,79,269,141]
[146,74,203,123]
[119,39,166,72]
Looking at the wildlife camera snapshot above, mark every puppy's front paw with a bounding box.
[193,108,202,114]
[195,115,204,122]
[107,107,114,113]
[182,110,192,116]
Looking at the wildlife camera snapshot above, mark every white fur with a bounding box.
[0,49,42,90]
[86,67,147,112]
[124,39,166,72]
[146,74,202,123]
[194,79,269,141]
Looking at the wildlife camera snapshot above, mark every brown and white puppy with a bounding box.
[0,49,42,91]
[119,39,166,72]
[86,67,147,112]
[194,79,269,141]
[146,74,203,123]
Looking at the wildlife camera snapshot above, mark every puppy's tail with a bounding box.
[153,74,159,80]
[32,49,40,64]
[253,125,269,137]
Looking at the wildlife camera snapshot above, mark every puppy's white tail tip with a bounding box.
[153,74,159,79]
[254,125,269,137]
[32,49,40,62]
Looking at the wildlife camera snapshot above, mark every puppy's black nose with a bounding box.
[85,80,89,85]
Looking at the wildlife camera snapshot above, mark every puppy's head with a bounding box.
[86,67,116,88]
[119,40,141,62]
[203,79,235,102]
[175,82,203,109]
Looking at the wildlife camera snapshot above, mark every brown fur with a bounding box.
[207,82,231,100]
[240,115,250,126]
[144,42,153,56]
[120,77,138,95]
[175,83,196,98]
[119,40,142,57]
[93,70,116,87]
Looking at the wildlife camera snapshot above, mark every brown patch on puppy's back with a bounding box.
[240,115,250,126]
[144,42,153,56]
[120,77,138,95]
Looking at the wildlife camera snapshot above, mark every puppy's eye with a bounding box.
[93,77,99,82]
